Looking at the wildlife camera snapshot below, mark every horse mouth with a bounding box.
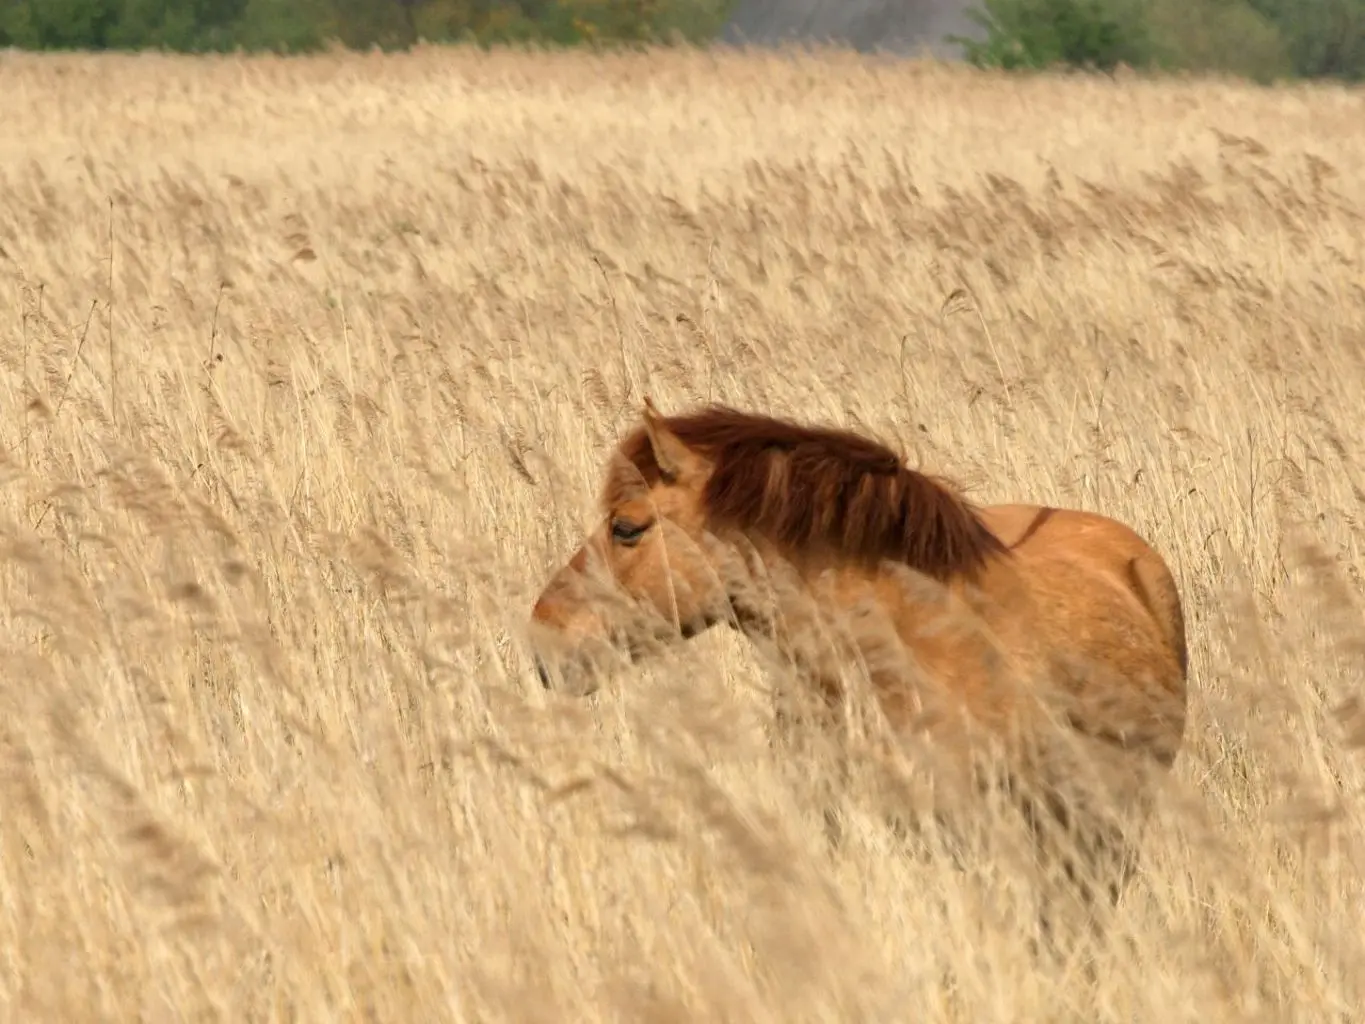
[534,656,554,690]
[534,655,603,697]
[533,618,713,695]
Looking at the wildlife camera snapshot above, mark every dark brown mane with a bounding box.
[610,405,1009,581]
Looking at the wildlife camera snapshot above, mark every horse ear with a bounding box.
[641,397,692,482]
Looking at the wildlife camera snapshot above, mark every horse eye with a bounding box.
[610,519,649,546]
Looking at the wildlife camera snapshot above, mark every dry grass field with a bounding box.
[1,42,1365,1022]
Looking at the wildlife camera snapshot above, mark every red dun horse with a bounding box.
[530,399,1189,935]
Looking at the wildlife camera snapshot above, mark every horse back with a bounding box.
[981,503,1187,680]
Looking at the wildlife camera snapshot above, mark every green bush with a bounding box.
[1146,0,1290,82]
[0,0,122,48]
[1245,0,1365,80]
[106,0,247,50]
[952,0,1157,72]
[232,0,329,52]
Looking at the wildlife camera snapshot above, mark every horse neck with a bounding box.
[715,527,1012,676]
[708,531,883,666]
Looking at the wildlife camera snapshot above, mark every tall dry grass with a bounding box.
[1,42,1364,1021]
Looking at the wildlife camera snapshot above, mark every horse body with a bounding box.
[529,400,1189,933]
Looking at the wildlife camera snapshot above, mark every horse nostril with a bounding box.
[535,657,553,690]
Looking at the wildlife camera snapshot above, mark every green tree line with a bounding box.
[0,0,730,53]
[1,0,1363,83]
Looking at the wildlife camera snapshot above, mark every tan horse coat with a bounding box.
[530,400,1190,931]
